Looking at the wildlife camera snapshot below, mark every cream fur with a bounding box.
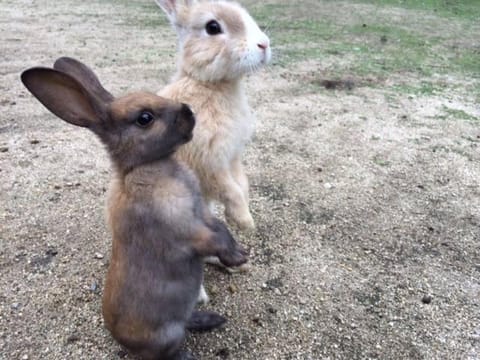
[156,0,271,230]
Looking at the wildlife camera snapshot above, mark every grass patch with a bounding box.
[110,0,168,28]
[449,48,480,76]
[250,0,480,96]
[345,24,444,76]
[431,144,474,160]
[391,81,447,96]
[372,155,391,167]
[441,106,478,122]
[353,0,480,21]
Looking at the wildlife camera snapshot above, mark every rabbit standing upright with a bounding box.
[155,0,271,231]
[21,57,248,360]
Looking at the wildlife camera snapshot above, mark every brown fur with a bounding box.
[21,56,248,360]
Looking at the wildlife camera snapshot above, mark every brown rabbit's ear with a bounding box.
[21,67,106,128]
[53,57,114,103]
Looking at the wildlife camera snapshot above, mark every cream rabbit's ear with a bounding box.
[154,0,197,27]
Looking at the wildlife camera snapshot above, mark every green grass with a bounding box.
[372,155,391,167]
[111,0,168,28]
[353,0,480,21]
[441,106,479,122]
[431,144,474,160]
[250,0,480,96]
[391,81,448,96]
[120,13,167,28]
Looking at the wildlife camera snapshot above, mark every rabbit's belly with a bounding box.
[215,112,255,159]
[232,113,256,145]
[221,119,254,159]
[179,113,254,168]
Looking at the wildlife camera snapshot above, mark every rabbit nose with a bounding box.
[178,103,195,133]
[257,42,269,51]
[180,103,195,124]
[180,103,194,119]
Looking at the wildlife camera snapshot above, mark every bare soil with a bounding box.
[1,0,479,359]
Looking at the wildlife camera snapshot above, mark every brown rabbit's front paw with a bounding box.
[218,244,248,268]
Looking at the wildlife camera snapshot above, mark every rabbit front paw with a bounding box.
[218,243,248,268]
[226,209,255,231]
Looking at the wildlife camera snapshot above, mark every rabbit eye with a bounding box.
[205,20,222,35]
[136,111,154,128]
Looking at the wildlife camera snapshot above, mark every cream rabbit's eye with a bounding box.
[205,20,222,35]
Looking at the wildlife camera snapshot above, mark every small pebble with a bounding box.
[66,333,80,344]
[422,295,433,304]
[48,193,61,202]
[210,284,218,295]
[0,147,8,153]
[267,306,277,314]
[228,284,237,294]
[215,348,230,359]
[30,139,40,145]
[94,252,104,259]
[46,248,58,256]
[252,315,262,326]
[265,278,283,289]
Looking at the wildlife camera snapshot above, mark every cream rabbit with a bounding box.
[155,0,271,231]
[21,57,248,360]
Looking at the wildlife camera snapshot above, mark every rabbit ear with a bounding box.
[53,57,114,103]
[154,0,177,17]
[21,67,107,128]
[154,0,197,27]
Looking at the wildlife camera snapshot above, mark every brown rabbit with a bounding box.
[21,57,248,360]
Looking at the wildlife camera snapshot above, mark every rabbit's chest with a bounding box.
[204,106,255,158]
[226,110,255,148]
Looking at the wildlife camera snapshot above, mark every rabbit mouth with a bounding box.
[183,132,193,142]
[177,103,195,142]
[176,118,195,143]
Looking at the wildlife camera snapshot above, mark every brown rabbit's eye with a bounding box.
[136,112,154,128]
[205,20,222,35]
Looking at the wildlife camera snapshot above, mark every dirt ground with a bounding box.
[1,0,479,359]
